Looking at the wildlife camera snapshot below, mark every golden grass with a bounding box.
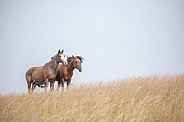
[0,74,184,122]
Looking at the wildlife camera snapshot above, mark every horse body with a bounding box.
[55,64,74,87]
[56,56,83,90]
[30,67,44,84]
[25,49,67,93]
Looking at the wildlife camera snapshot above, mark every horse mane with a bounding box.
[76,56,84,63]
[67,56,84,63]
[50,54,57,62]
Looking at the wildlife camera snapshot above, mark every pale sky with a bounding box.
[0,0,184,93]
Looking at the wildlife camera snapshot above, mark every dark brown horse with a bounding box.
[25,49,67,93]
[55,55,84,91]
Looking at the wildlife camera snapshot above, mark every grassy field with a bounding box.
[0,74,184,122]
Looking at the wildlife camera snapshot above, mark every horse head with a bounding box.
[55,49,68,65]
[71,55,84,72]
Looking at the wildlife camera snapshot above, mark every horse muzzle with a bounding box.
[63,61,68,65]
[78,68,82,72]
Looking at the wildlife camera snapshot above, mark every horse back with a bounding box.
[25,67,38,78]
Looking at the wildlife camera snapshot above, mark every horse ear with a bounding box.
[72,55,75,58]
[58,49,61,54]
[61,49,64,53]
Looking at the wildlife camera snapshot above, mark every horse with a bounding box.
[55,55,84,91]
[25,49,67,93]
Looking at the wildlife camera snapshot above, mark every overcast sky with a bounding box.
[0,0,184,94]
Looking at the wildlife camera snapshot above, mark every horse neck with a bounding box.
[67,60,75,72]
[48,58,59,71]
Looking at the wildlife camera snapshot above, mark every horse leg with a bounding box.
[44,78,49,93]
[32,82,36,93]
[67,78,71,90]
[57,81,61,91]
[61,78,65,92]
[50,80,54,92]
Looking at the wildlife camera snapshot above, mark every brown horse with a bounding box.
[25,49,67,93]
[55,55,84,91]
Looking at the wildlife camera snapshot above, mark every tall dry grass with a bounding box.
[0,74,184,122]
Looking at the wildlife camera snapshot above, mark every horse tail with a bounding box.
[25,67,35,90]
[25,68,34,81]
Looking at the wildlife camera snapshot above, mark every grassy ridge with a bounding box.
[0,74,184,122]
